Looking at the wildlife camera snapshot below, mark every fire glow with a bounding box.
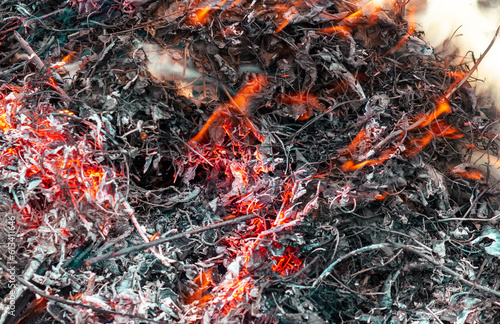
[184,76,325,321]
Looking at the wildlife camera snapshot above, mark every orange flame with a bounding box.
[342,0,385,26]
[275,5,299,34]
[51,53,76,69]
[341,159,373,171]
[231,74,268,112]
[189,75,268,145]
[227,0,244,10]
[187,0,231,25]
[373,147,398,165]
[404,131,434,158]
[188,6,212,25]
[342,128,369,157]
[185,269,214,305]
[445,71,466,79]
[452,168,484,180]
[428,120,460,137]
[419,100,451,128]
[317,26,351,37]
[344,9,363,23]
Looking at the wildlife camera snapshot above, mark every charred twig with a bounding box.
[129,210,170,265]
[350,249,404,277]
[176,135,214,167]
[0,48,20,66]
[291,99,366,140]
[0,260,168,324]
[0,257,43,323]
[85,213,259,265]
[443,26,500,101]
[13,31,46,70]
[314,242,500,298]
[313,243,392,288]
[396,243,500,298]
[13,31,71,103]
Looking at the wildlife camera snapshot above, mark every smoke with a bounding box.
[415,0,500,180]
[415,0,500,105]
[137,43,202,81]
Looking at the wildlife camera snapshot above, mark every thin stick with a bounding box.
[13,31,45,70]
[407,26,500,132]
[292,99,366,140]
[86,213,259,265]
[13,31,71,103]
[313,243,392,287]
[443,26,500,101]
[0,257,42,322]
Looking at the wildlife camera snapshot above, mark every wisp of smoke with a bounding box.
[416,0,500,105]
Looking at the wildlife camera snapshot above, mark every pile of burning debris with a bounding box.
[1,0,500,323]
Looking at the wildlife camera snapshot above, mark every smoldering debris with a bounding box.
[1,0,500,323]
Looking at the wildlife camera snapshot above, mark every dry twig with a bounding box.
[86,213,259,265]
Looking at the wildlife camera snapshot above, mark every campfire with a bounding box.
[1,0,500,323]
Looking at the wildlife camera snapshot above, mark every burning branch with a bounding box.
[442,26,500,101]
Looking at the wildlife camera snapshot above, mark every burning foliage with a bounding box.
[1,0,500,323]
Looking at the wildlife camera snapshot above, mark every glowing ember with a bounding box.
[272,246,302,277]
[0,112,13,132]
[374,191,391,200]
[184,132,320,319]
[0,86,122,235]
[277,92,326,120]
[58,109,75,115]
